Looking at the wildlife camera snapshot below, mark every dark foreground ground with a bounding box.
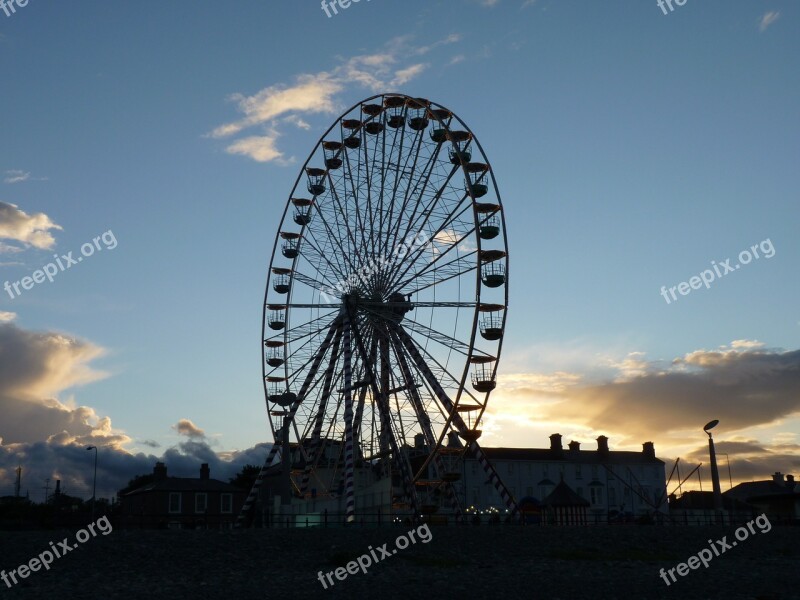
[0,524,798,599]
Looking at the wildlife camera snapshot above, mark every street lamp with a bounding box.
[86,445,98,521]
[719,452,733,490]
[703,420,723,524]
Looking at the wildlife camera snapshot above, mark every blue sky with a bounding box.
[0,0,798,498]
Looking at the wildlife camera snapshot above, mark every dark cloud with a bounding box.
[0,319,271,500]
[540,346,800,439]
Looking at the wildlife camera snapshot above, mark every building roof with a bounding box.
[479,446,664,465]
[670,491,751,511]
[725,480,799,502]
[123,477,245,496]
[541,479,590,507]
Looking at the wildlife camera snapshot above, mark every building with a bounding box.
[120,462,247,529]
[724,472,800,523]
[667,490,754,525]
[451,434,668,523]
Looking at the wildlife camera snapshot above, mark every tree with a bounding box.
[229,464,261,491]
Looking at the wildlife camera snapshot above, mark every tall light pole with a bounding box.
[86,445,98,521]
[703,420,723,525]
[719,452,733,490]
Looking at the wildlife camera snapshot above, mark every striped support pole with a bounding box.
[236,319,340,528]
[394,324,519,516]
[388,329,463,520]
[378,333,419,515]
[342,312,356,523]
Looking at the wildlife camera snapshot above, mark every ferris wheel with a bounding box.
[238,93,516,526]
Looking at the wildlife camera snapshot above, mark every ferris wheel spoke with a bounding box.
[387,198,476,292]
[401,252,479,296]
[382,130,431,261]
[296,233,349,285]
[399,315,490,359]
[386,142,460,256]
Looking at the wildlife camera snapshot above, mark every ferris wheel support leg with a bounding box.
[388,329,463,521]
[237,317,341,528]
[342,311,356,524]
[393,324,519,516]
[299,325,343,495]
[349,321,419,515]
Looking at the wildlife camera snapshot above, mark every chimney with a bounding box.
[642,442,655,459]
[549,433,563,451]
[786,475,795,491]
[414,433,426,449]
[153,462,167,481]
[596,436,609,455]
[54,480,61,497]
[447,431,463,449]
[200,463,210,480]
[772,471,784,485]
[568,440,581,454]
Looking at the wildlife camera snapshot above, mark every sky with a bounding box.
[0,0,798,500]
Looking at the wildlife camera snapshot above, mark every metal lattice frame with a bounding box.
[238,93,515,527]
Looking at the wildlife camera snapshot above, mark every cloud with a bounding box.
[4,170,30,184]
[0,311,16,322]
[536,343,800,440]
[0,319,271,499]
[209,35,459,163]
[0,202,62,251]
[209,74,343,140]
[3,170,48,185]
[139,439,161,448]
[225,133,288,164]
[173,419,206,440]
[759,11,780,32]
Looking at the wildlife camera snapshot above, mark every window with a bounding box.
[221,493,233,514]
[608,488,617,506]
[169,492,181,514]
[575,464,582,479]
[526,487,533,497]
[507,463,514,473]
[542,463,549,475]
[195,492,208,513]
[576,487,584,499]
[591,465,598,478]
[590,487,603,505]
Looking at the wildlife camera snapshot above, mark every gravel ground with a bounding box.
[0,524,797,599]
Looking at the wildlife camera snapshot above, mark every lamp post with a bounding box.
[703,420,723,525]
[86,445,98,521]
[719,452,733,490]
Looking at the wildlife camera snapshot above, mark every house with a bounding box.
[120,462,247,529]
[724,472,800,523]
